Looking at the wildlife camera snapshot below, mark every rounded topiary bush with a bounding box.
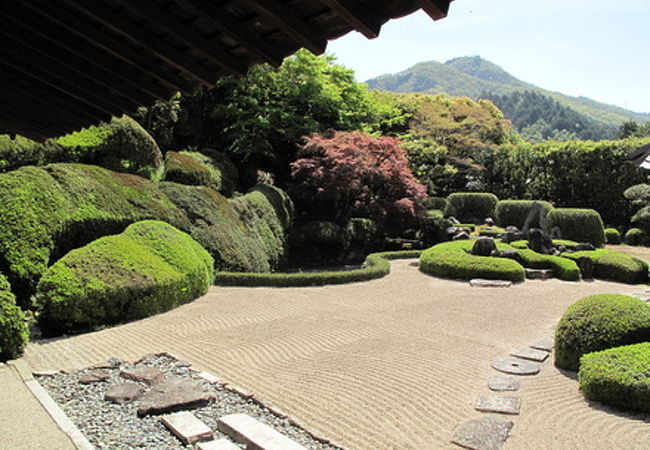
[547,208,606,247]
[444,192,498,223]
[604,228,621,245]
[555,294,650,371]
[163,150,238,196]
[579,342,650,413]
[0,273,28,360]
[624,227,647,246]
[562,249,648,284]
[35,220,214,336]
[495,200,553,228]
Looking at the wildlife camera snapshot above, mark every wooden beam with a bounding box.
[417,0,451,21]
[247,0,327,55]
[320,0,382,39]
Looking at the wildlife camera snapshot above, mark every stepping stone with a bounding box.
[530,337,554,352]
[32,370,59,377]
[469,279,513,288]
[79,370,110,384]
[475,396,521,415]
[492,357,540,375]
[161,411,213,445]
[105,383,145,404]
[452,417,514,450]
[510,348,549,362]
[91,357,123,369]
[198,371,222,384]
[488,375,520,392]
[138,380,214,416]
[525,268,553,280]
[120,367,165,385]
[218,413,307,450]
[197,439,241,450]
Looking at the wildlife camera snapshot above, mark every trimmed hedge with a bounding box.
[515,249,581,281]
[163,150,238,196]
[214,250,421,287]
[554,294,650,371]
[562,249,648,284]
[444,192,499,223]
[624,227,647,246]
[579,342,650,413]
[604,228,621,245]
[419,240,525,282]
[495,200,554,228]
[423,196,447,211]
[0,273,28,360]
[547,208,606,247]
[35,221,214,336]
[0,163,190,306]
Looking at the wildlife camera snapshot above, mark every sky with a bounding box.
[327,0,650,114]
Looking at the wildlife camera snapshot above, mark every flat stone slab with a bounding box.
[475,395,521,415]
[491,357,541,375]
[104,382,145,404]
[488,375,520,392]
[120,366,165,385]
[198,371,222,384]
[161,411,213,445]
[469,279,513,288]
[137,380,214,416]
[530,337,554,352]
[32,370,60,377]
[452,417,514,450]
[510,348,549,362]
[79,370,110,384]
[218,413,307,450]
[197,439,241,450]
[525,268,553,280]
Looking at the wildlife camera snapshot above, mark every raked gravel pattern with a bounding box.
[36,354,337,450]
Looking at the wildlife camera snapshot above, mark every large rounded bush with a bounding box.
[35,221,214,336]
[624,227,647,246]
[579,342,650,413]
[604,228,621,245]
[444,192,498,223]
[562,249,648,284]
[555,294,650,371]
[547,208,605,247]
[0,273,28,360]
[495,200,553,228]
[163,150,238,196]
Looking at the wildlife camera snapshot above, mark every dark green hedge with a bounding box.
[0,273,28,360]
[163,150,238,196]
[547,208,606,247]
[604,228,622,245]
[419,240,525,282]
[579,342,650,413]
[562,249,648,284]
[555,294,650,371]
[515,249,581,281]
[624,227,647,246]
[423,196,447,211]
[495,200,553,228]
[35,221,214,336]
[443,192,499,223]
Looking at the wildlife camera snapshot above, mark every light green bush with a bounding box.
[0,273,28,360]
[562,249,648,284]
[515,249,581,281]
[495,200,553,228]
[547,208,606,247]
[163,150,238,196]
[604,228,621,245]
[444,192,499,223]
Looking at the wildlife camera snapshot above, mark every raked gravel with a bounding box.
[36,354,338,450]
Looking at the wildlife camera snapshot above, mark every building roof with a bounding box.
[0,0,453,141]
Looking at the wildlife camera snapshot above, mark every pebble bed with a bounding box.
[36,354,339,450]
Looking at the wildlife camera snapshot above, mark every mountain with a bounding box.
[367,56,650,141]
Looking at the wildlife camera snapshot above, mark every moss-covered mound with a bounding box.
[0,163,189,306]
[624,227,647,246]
[35,221,213,336]
[547,208,606,247]
[604,228,621,245]
[555,294,650,371]
[0,273,28,360]
[495,200,553,228]
[562,249,648,284]
[515,249,581,281]
[579,342,650,413]
[419,240,525,282]
[163,150,238,196]
[444,192,498,223]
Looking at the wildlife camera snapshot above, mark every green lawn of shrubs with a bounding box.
[495,200,553,228]
[547,208,606,247]
[0,273,28,360]
[562,249,649,284]
[35,221,214,336]
[162,150,238,196]
[444,192,498,223]
[554,294,650,372]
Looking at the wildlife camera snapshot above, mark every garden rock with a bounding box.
[525,269,553,280]
[484,218,495,226]
[488,375,520,392]
[470,279,512,288]
[577,256,594,280]
[576,243,596,251]
[472,237,497,256]
[510,348,549,362]
[121,367,165,385]
[491,357,541,375]
[137,380,214,416]
[475,395,521,415]
[528,228,553,254]
[79,371,110,384]
[105,383,145,404]
[530,338,554,352]
[452,417,514,450]
[453,231,471,240]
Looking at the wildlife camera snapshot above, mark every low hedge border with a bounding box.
[214,250,422,287]
[562,249,649,284]
[515,249,581,281]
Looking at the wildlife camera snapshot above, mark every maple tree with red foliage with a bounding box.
[290,131,427,233]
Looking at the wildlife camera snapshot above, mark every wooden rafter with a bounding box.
[417,0,451,20]
[320,0,382,39]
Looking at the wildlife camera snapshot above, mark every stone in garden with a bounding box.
[448,216,460,224]
[120,366,165,385]
[491,357,541,375]
[198,371,223,384]
[470,279,513,288]
[577,256,594,280]
[105,383,145,404]
[522,202,549,236]
[32,370,60,377]
[452,417,514,450]
[218,413,307,450]
[576,243,596,251]
[161,411,213,445]
[475,395,521,415]
[197,440,240,450]
[472,237,497,256]
[510,348,549,362]
[484,217,494,226]
[496,249,519,260]
[527,228,553,254]
[79,370,110,384]
[525,269,553,280]
[488,375,520,392]
[137,380,214,416]
[453,231,471,240]
[530,338,554,352]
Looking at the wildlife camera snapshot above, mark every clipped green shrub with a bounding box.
[562,249,648,284]
[423,196,447,211]
[0,163,190,306]
[0,135,60,173]
[0,273,28,360]
[419,240,525,282]
[547,208,606,247]
[515,249,581,281]
[555,294,650,371]
[631,206,650,234]
[35,221,214,336]
[421,217,452,246]
[552,239,581,249]
[508,240,529,249]
[444,192,499,223]
[624,227,647,246]
[495,200,553,228]
[163,150,238,196]
[579,342,650,413]
[604,228,622,245]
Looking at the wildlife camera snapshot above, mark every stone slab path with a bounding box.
[23,260,650,449]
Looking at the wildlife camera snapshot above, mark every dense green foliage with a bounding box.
[419,240,525,282]
[495,200,554,228]
[515,249,581,281]
[624,227,647,246]
[562,249,648,284]
[554,294,650,371]
[604,228,622,245]
[444,192,498,222]
[163,151,238,196]
[546,209,606,247]
[35,221,214,336]
[579,342,650,413]
[423,196,447,210]
[0,273,28,360]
